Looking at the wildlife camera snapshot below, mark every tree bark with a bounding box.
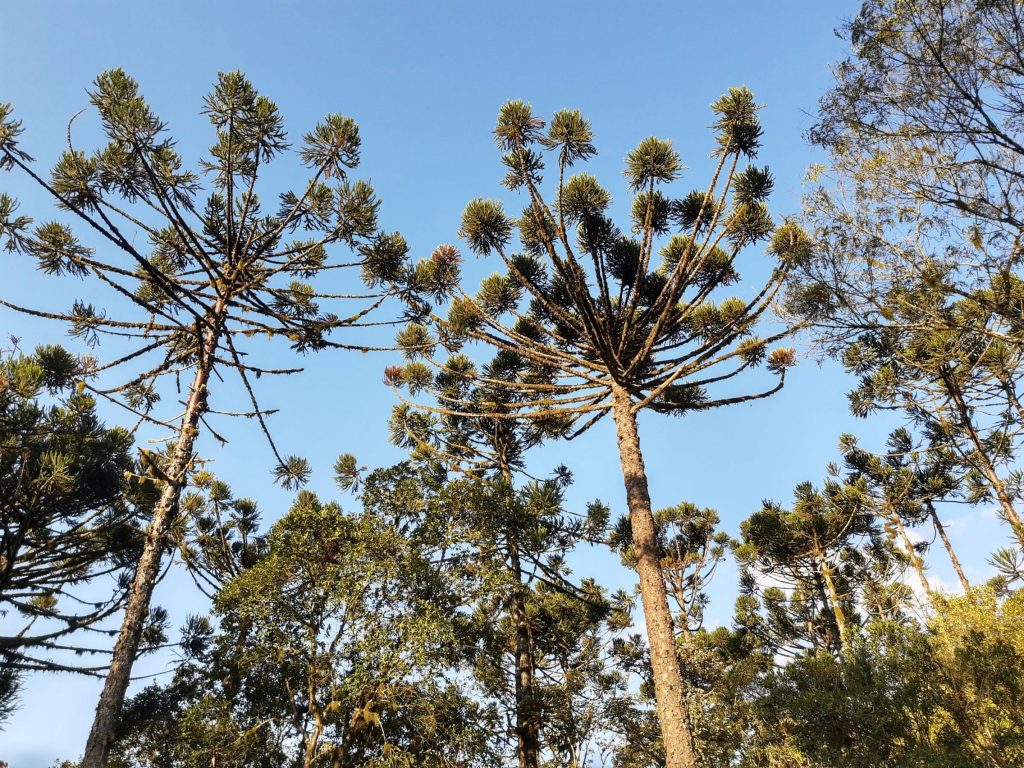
[509,538,540,768]
[925,500,971,594]
[811,566,844,654]
[610,386,697,768]
[886,507,931,597]
[81,314,222,768]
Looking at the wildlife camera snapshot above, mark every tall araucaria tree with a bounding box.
[0,70,413,767]
[384,348,612,768]
[386,89,809,768]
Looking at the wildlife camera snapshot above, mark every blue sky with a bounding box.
[0,2,1010,765]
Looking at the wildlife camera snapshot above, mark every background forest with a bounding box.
[2,1,1023,767]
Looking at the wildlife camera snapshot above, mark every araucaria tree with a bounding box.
[385,352,614,768]
[1,344,152,676]
[387,89,810,767]
[0,71,411,766]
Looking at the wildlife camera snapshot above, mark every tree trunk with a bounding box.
[939,367,1024,546]
[925,500,971,594]
[811,566,844,654]
[81,315,221,768]
[610,386,697,768]
[886,508,931,596]
[814,548,848,651]
[509,538,541,768]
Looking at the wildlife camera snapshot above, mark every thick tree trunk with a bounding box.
[610,387,697,768]
[508,538,540,768]
[82,317,221,768]
[925,500,971,594]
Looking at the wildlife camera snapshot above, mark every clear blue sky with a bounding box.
[0,2,1008,765]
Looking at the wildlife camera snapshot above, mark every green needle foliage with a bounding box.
[387,88,808,768]
[610,501,733,637]
[839,429,972,595]
[385,338,616,768]
[0,69,412,766]
[736,476,901,657]
[171,469,267,600]
[355,451,619,768]
[1,344,156,676]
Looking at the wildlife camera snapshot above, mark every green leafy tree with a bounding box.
[840,429,972,594]
[356,451,617,768]
[0,70,412,765]
[787,0,1024,548]
[746,587,1024,768]
[387,90,809,768]
[610,501,732,638]
[172,469,267,599]
[1,344,157,676]
[827,305,1024,548]
[384,337,618,768]
[608,503,753,767]
[107,489,492,768]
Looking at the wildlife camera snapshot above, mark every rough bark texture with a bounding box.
[611,387,697,768]
[926,500,971,593]
[81,316,221,768]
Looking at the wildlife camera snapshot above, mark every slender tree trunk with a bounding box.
[940,368,1024,545]
[509,538,541,768]
[886,508,931,596]
[610,386,697,768]
[811,567,843,654]
[925,500,971,593]
[303,715,324,768]
[814,548,847,651]
[82,313,222,768]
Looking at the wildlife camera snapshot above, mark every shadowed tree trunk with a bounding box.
[508,538,541,768]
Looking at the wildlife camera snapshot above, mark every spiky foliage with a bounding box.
[610,501,732,636]
[392,90,802,436]
[105,489,495,768]
[172,470,267,599]
[735,474,903,658]
[0,344,158,676]
[0,69,412,766]
[839,429,973,594]
[355,453,616,768]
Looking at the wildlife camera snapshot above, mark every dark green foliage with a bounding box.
[0,667,18,730]
[0,345,152,674]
